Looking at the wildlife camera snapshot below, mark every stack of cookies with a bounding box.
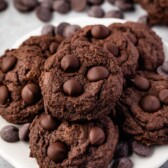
[0,21,166,168]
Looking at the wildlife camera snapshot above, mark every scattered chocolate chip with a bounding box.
[88,5,104,18]
[89,126,105,146]
[160,160,168,168]
[0,0,8,12]
[53,0,70,14]
[41,0,53,10]
[0,85,9,105]
[47,142,68,163]
[49,42,59,54]
[0,125,19,143]
[36,6,53,22]
[158,89,168,105]
[131,75,150,91]
[21,83,41,105]
[63,25,81,38]
[13,0,33,12]
[22,0,38,9]
[40,115,59,131]
[138,15,149,25]
[104,42,119,57]
[105,10,124,19]
[91,25,110,39]
[63,79,83,97]
[19,123,30,141]
[87,66,109,82]
[61,54,79,72]
[132,141,153,157]
[1,56,17,73]
[56,22,70,36]
[127,33,137,45]
[111,157,133,168]
[70,0,87,12]
[41,24,55,36]
[115,1,135,11]
[140,95,161,113]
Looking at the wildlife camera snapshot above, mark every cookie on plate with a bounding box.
[29,114,118,168]
[40,39,123,121]
[117,72,168,146]
[61,24,139,78]
[109,22,164,71]
[0,46,44,124]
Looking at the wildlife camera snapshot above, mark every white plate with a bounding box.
[0,17,168,168]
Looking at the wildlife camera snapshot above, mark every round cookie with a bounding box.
[109,22,164,71]
[40,40,123,121]
[21,35,63,58]
[0,46,44,124]
[117,72,168,146]
[61,24,139,78]
[29,114,118,168]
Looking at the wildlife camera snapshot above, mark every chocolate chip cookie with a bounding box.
[109,22,164,71]
[21,35,63,58]
[117,72,168,146]
[62,24,139,78]
[29,114,118,168]
[0,46,44,124]
[40,39,123,121]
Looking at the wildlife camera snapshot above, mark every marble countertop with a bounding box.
[0,1,168,168]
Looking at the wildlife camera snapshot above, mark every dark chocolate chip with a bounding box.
[0,125,19,143]
[111,157,133,168]
[40,115,59,131]
[13,0,32,12]
[22,0,38,9]
[47,142,68,163]
[21,83,41,105]
[1,56,17,73]
[0,85,9,105]
[140,95,161,113]
[41,0,53,10]
[131,75,150,91]
[91,25,110,39]
[104,42,119,57]
[53,0,70,14]
[61,54,79,72]
[132,141,153,157]
[63,79,83,97]
[105,10,124,19]
[56,22,70,36]
[63,25,81,38]
[41,24,55,36]
[127,33,137,45]
[89,126,105,146]
[115,1,135,11]
[49,42,59,54]
[19,123,30,141]
[159,89,168,105]
[88,0,104,5]
[87,66,109,82]
[88,5,104,18]
[0,0,8,12]
[70,0,87,12]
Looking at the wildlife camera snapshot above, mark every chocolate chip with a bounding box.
[132,141,153,157]
[70,0,87,12]
[0,125,19,143]
[63,25,81,38]
[161,61,168,73]
[13,0,32,12]
[89,126,105,146]
[158,89,168,105]
[91,25,110,39]
[88,0,104,5]
[53,0,70,14]
[41,24,55,36]
[61,55,79,72]
[88,6,104,18]
[40,115,59,131]
[115,1,135,11]
[41,0,53,10]
[63,79,83,97]
[111,157,133,168]
[138,15,149,25]
[127,33,137,45]
[56,22,70,36]
[22,0,38,9]
[105,10,124,19]
[21,83,41,105]
[1,56,17,73]
[49,42,59,54]
[131,75,150,91]
[140,95,161,113]
[0,0,8,12]
[19,123,30,141]
[36,6,53,22]
[0,85,9,105]
[104,42,119,57]
[47,142,68,163]
[87,66,109,82]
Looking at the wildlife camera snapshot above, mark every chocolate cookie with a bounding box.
[62,24,139,78]
[21,35,63,58]
[29,114,118,168]
[117,72,168,146]
[109,22,164,71]
[0,46,44,124]
[40,40,123,121]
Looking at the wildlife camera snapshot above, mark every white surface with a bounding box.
[0,16,168,168]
